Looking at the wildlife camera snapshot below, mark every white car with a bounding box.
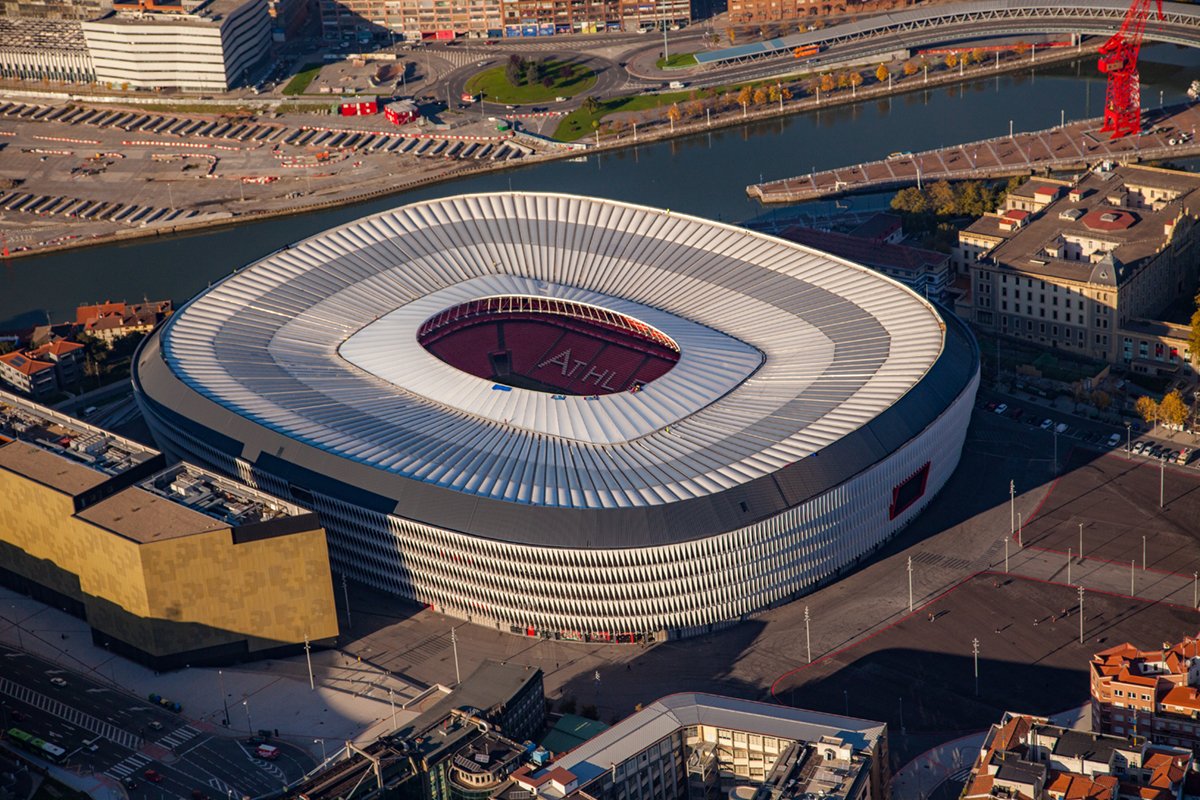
[49,677,67,687]
[1055,422,1069,434]
[1107,433,1122,447]
[994,403,1008,415]
[1040,418,1053,430]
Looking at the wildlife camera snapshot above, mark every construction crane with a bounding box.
[1097,0,1164,139]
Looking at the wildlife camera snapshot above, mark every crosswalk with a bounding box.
[0,677,141,750]
[157,724,202,750]
[103,751,152,780]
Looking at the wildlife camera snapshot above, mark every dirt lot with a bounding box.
[1022,449,1200,575]
[772,573,1200,763]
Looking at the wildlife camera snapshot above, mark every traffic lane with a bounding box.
[0,644,191,740]
[173,738,292,797]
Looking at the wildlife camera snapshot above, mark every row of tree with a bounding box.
[890,179,1005,218]
[504,55,561,88]
[1135,389,1190,428]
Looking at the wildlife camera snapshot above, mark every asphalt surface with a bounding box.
[0,644,315,799]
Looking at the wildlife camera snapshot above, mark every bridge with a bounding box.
[746,103,1200,204]
[696,0,1200,68]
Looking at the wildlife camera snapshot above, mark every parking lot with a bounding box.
[0,99,544,254]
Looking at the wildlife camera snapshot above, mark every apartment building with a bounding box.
[963,712,1192,800]
[960,164,1200,367]
[76,300,172,344]
[0,339,84,399]
[509,694,888,800]
[1091,635,1200,751]
[319,0,685,42]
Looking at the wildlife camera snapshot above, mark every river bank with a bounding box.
[1,43,1099,261]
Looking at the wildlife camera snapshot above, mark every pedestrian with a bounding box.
[927,612,934,622]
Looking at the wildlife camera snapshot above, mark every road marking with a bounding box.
[0,677,141,750]
[159,724,202,748]
[85,688,108,694]
[103,751,151,779]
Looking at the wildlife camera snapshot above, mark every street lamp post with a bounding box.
[907,556,913,612]
[804,606,811,663]
[242,698,253,734]
[1004,537,1009,573]
[1126,422,1132,454]
[1143,534,1147,571]
[1160,455,1165,508]
[1131,559,1135,594]
[972,638,980,696]
[1079,523,1083,560]
[1068,547,1072,585]
[1018,512,1023,547]
[1194,571,1198,609]
[450,626,461,685]
[315,738,327,765]
[1053,428,1059,474]
[1009,479,1015,535]
[218,669,229,726]
[304,634,314,691]
[389,688,397,729]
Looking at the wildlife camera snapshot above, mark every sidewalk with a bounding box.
[0,587,428,756]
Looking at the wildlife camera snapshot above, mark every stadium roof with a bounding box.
[142,193,972,547]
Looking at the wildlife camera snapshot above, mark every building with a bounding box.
[294,660,544,800]
[81,0,271,91]
[318,0,684,43]
[726,0,933,28]
[0,389,339,669]
[775,226,952,301]
[0,18,96,83]
[0,0,110,19]
[509,693,888,800]
[0,340,84,399]
[133,192,979,643]
[76,300,173,343]
[1090,634,1200,751]
[961,164,1200,367]
[0,350,60,399]
[962,711,1192,800]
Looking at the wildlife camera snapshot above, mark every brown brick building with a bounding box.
[1091,635,1200,751]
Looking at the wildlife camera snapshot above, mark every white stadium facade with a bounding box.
[133,193,979,643]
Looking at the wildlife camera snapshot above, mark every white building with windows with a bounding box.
[133,193,978,643]
[81,0,270,91]
[510,694,888,800]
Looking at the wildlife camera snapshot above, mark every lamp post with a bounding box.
[907,556,913,612]
[1004,537,1009,573]
[1018,511,1023,547]
[1160,455,1165,508]
[972,638,980,696]
[218,669,229,726]
[304,634,314,691]
[242,698,253,734]
[1068,547,1072,585]
[1079,523,1083,560]
[389,688,397,729]
[315,738,327,766]
[450,626,461,686]
[1126,421,1132,454]
[804,606,811,663]
[1009,479,1015,535]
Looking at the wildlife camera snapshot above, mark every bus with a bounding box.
[792,44,820,59]
[6,727,67,762]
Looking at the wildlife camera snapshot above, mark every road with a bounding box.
[0,644,314,799]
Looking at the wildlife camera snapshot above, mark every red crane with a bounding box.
[1097,0,1164,139]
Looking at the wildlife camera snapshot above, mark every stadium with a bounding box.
[133,193,979,642]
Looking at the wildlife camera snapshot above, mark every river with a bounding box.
[2,45,1199,328]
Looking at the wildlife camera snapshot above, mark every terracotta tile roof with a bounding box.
[28,340,83,358]
[0,352,54,376]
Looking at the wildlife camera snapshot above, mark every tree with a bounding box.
[890,187,929,214]
[848,71,863,88]
[944,52,959,69]
[666,103,682,124]
[505,54,524,85]
[970,48,986,64]
[875,63,889,84]
[818,73,835,93]
[767,84,780,102]
[902,60,918,76]
[780,86,792,101]
[836,72,850,89]
[1160,389,1189,427]
[737,85,753,107]
[581,95,600,115]
[1136,395,1160,428]
[928,180,956,216]
[752,87,768,105]
[727,28,737,44]
[1091,390,1111,412]
[1014,42,1030,57]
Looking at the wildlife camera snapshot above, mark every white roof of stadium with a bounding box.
[159,193,945,511]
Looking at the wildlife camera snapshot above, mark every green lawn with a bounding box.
[283,62,324,96]
[465,61,596,104]
[656,52,697,69]
[552,90,693,141]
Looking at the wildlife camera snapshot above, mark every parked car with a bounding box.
[1040,418,1053,430]
[994,403,1007,415]
[49,677,67,687]
[144,769,163,783]
[1133,441,1147,454]
[147,721,164,731]
[122,777,138,790]
[1107,433,1122,447]
[1178,447,1193,465]
[1054,422,1069,434]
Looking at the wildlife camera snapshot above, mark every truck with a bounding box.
[668,80,686,89]
[256,744,280,760]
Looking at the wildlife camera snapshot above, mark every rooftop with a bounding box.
[987,165,1200,285]
[776,226,949,277]
[0,389,157,492]
[522,693,885,798]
